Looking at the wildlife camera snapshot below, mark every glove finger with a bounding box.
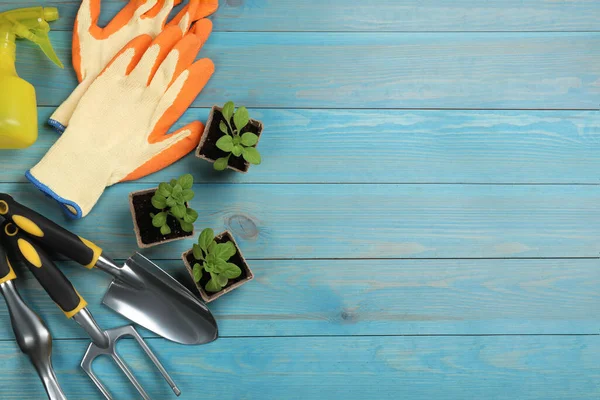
[145,0,177,25]
[148,58,214,144]
[133,0,161,18]
[129,25,183,85]
[120,121,203,182]
[168,0,218,30]
[101,34,154,78]
[100,1,142,35]
[76,0,101,32]
[167,0,198,32]
[148,19,212,94]
[190,0,219,20]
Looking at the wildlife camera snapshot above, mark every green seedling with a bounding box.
[150,174,198,235]
[192,228,242,292]
[214,101,262,170]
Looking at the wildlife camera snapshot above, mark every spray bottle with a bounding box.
[0,7,63,149]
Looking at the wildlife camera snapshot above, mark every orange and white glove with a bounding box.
[28,22,214,219]
[48,0,218,133]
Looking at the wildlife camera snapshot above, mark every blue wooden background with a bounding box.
[1,1,599,399]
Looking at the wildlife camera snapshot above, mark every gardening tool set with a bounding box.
[0,0,224,398]
[0,194,219,398]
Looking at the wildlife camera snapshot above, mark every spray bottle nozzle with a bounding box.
[43,7,59,22]
[0,7,63,69]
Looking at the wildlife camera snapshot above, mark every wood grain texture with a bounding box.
[3,108,600,184]
[0,336,597,399]
[0,259,597,340]
[12,31,600,109]
[1,183,598,260]
[2,1,600,32]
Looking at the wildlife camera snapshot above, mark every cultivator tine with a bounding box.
[124,326,182,396]
[81,355,113,400]
[111,351,151,400]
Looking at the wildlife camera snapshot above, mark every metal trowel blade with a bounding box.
[102,252,218,345]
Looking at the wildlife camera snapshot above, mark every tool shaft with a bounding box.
[0,281,66,400]
[73,309,109,349]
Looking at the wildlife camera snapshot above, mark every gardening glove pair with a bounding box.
[27,22,215,219]
[48,0,218,132]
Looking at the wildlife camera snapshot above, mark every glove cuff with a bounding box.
[47,119,66,134]
[25,170,84,219]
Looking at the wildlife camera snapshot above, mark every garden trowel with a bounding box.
[0,193,218,345]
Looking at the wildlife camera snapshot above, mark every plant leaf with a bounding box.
[232,145,243,157]
[170,179,177,186]
[214,242,236,260]
[222,263,242,279]
[199,228,214,252]
[218,242,236,260]
[222,102,234,124]
[192,263,202,282]
[151,194,167,210]
[219,121,229,134]
[233,135,242,145]
[242,146,262,165]
[171,204,186,219]
[160,224,171,235]
[158,182,172,197]
[172,184,183,196]
[178,174,193,190]
[180,220,194,233]
[213,257,228,273]
[183,208,198,223]
[214,157,229,171]
[152,212,167,228]
[233,106,249,132]
[216,135,233,152]
[241,132,258,146]
[182,189,194,202]
[192,244,203,260]
[204,261,215,273]
[205,278,222,292]
[208,241,217,254]
[217,274,229,287]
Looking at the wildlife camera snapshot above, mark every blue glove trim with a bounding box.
[47,118,66,134]
[25,170,83,219]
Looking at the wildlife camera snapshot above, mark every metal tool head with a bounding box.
[102,252,218,345]
[0,280,66,400]
[80,323,180,400]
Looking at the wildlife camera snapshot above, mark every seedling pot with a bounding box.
[195,105,264,173]
[129,188,194,248]
[182,230,254,302]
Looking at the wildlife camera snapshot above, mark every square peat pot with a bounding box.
[182,231,254,303]
[129,188,194,248]
[195,105,264,173]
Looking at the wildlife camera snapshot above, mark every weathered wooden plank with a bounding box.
[13,32,600,109]
[4,108,600,184]
[2,1,600,32]
[0,336,597,399]
[0,182,598,259]
[0,259,597,341]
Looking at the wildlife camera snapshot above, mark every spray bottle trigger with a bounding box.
[29,22,63,69]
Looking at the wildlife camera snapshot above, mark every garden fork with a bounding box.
[4,222,181,399]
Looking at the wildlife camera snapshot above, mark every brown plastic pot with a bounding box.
[129,188,194,249]
[195,105,264,173]
[182,230,254,302]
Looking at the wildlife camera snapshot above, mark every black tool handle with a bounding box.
[2,222,87,318]
[0,224,16,285]
[0,193,103,269]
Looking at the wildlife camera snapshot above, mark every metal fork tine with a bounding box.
[125,326,182,396]
[81,361,113,400]
[111,351,151,400]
